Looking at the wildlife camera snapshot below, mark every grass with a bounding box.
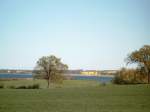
[0,80,150,112]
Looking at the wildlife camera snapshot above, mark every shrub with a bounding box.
[32,84,40,89]
[15,84,40,89]
[113,68,147,84]
[27,84,40,89]
[16,85,27,89]
[113,75,129,84]
[0,83,4,89]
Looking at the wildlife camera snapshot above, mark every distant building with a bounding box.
[80,70,99,76]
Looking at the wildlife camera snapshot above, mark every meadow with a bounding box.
[0,80,150,112]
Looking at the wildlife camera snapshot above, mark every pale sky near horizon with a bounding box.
[0,0,150,70]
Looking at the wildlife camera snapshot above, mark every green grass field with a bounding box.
[0,80,150,112]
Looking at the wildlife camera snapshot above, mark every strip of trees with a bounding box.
[114,45,150,84]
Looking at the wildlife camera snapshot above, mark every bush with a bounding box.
[32,84,40,89]
[16,85,27,89]
[113,75,130,84]
[15,84,40,89]
[0,83,4,89]
[27,84,40,89]
[113,68,146,84]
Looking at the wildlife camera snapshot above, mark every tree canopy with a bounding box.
[127,45,150,83]
[33,55,68,88]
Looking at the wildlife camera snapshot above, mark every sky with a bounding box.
[0,0,150,70]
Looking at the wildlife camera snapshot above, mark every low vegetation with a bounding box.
[1,83,40,89]
[113,68,147,84]
[15,84,40,89]
[0,80,150,112]
[0,83,4,89]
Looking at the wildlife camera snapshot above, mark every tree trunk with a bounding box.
[47,78,50,88]
[47,71,51,88]
[144,67,150,84]
[148,70,150,84]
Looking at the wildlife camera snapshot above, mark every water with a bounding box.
[0,73,32,78]
[73,76,113,83]
[0,73,114,83]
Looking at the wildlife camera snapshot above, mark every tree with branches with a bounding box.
[33,55,68,88]
[127,45,150,83]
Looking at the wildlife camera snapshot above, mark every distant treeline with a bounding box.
[0,69,32,74]
[0,69,117,75]
[0,69,83,74]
